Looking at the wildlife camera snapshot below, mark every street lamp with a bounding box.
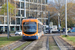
[58,13,61,35]
[24,0,26,18]
[48,11,50,25]
[58,13,60,30]
[43,12,46,25]
[20,14,22,30]
[7,0,9,39]
[65,0,68,36]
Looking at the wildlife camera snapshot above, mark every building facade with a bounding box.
[0,0,48,32]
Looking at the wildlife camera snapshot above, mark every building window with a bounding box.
[21,10,24,17]
[21,0,24,1]
[46,0,47,4]
[0,17,4,24]
[42,0,47,4]
[33,4,37,10]
[37,5,41,11]
[30,11,37,17]
[21,2,24,9]
[30,4,37,10]
[16,2,20,8]
[5,17,7,24]
[16,26,19,31]
[38,0,41,3]
[11,17,15,24]
[42,5,45,11]
[42,0,45,4]
[33,12,37,17]
[30,0,33,2]
[26,11,29,17]
[30,11,34,17]
[26,0,29,2]
[0,26,3,31]
[34,0,37,3]
[16,18,20,24]
[26,3,29,9]
[0,0,4,6]
[30,3,37,10]
[10,26,14,31]
[16,10,20,16]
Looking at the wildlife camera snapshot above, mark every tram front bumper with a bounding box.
[22,36,38,40]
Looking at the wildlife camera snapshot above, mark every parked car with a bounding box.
[51,25,58,33]
[15,30,22,36]
[71,27,75,32]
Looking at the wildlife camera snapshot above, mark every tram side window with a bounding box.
[38,23,42,33]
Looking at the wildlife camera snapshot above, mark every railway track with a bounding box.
[23,40,37,50]
[23,36,47,50]
[1,35,75,50]
[46,37,49,50]
[13,40,35,50]
[54,36,75,50]
[49,36,60,50]
[12,41,27,50]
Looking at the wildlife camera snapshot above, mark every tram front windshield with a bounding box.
[23,22,37,34]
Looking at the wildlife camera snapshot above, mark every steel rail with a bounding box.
[53,36,61,50]
[12,41,27,50]
[46,36,49,50]
[23,41,35,50]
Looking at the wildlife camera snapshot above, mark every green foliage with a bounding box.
[9,31,16,33]
[0,2,15,15]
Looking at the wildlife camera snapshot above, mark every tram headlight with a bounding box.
[35,34,38,36]
[23,34,25,36]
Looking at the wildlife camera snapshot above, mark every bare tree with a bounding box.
[47,0,75,28]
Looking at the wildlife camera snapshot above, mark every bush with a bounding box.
[9,31,16,33]
[61,35,69,37]
[2,31,16,34]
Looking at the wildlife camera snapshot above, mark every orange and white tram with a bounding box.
[22,18,44,40]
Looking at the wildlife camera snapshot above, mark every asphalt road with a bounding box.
[0,33,75,37]
[45,33,75,36]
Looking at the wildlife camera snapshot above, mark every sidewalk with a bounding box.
[0,33,15,37]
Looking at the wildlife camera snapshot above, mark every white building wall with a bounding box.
[0,0,48,32]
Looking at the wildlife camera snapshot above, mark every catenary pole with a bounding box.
[58,13,59,30]
[7,0,9,39]
[48,11,50,25]
[24,0,26,18]
[65,0,68,36]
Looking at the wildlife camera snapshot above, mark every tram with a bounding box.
[22,18,44,40]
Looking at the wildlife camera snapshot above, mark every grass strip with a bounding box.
[49,41,59,50]
[49,37,59,50]
[67,37,75,42]
[61,35,75,43]
[14,41,32,50]
[60,35,75,47]
[0,36,22,47]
